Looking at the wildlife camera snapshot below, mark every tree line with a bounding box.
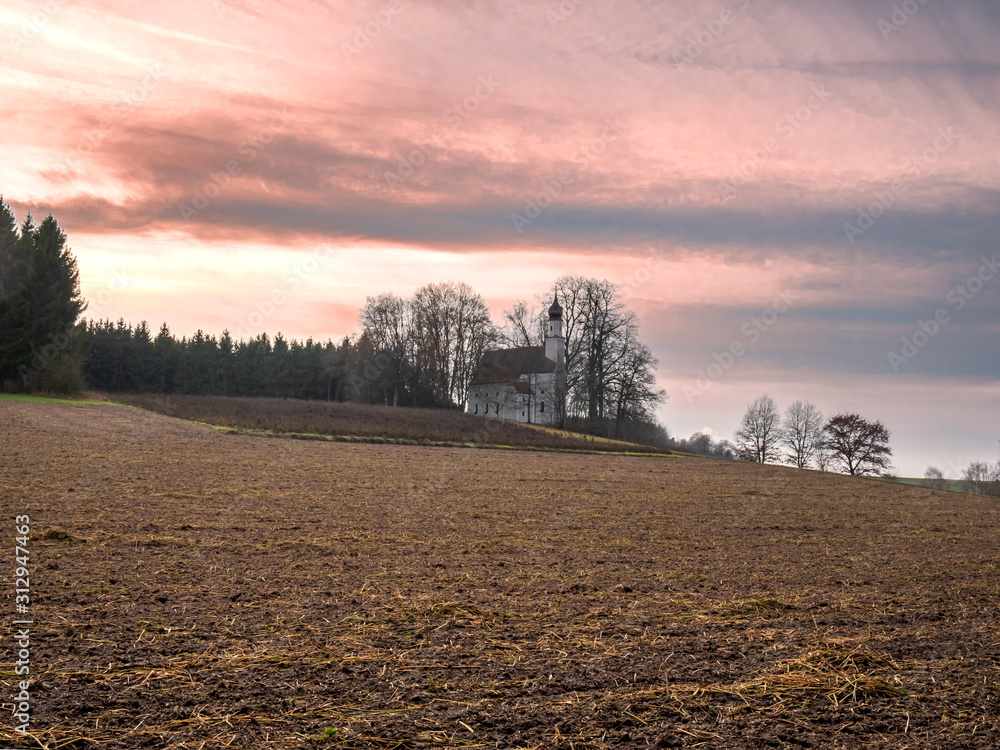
[924,447,1000,496]
[82,278,667,439]
[733,396,1000,488]
[1,201,666,440]
[732,394,894,476]
[80,319,359,401]
[79,299,494,408]
[667,432,735,459]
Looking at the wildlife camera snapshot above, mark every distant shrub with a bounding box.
[922,466,949,491]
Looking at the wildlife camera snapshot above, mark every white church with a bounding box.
[467,296,566,425]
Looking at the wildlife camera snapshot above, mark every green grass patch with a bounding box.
[890,476,988,494]
[209,422,679,457]
[0,393,106,405]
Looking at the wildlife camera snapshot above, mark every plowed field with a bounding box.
[1,401,998,748]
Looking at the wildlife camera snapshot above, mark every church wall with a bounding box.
[466,373,558,426]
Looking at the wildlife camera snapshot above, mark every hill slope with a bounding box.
[114,393,672,454]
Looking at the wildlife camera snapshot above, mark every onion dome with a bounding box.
[548,294,563,319]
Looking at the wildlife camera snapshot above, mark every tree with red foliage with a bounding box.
[823,413,893,476]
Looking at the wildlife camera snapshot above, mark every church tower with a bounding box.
[544,295,565,365]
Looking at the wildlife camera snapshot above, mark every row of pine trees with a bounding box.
[0,197,450,403]
[78,319,432,404]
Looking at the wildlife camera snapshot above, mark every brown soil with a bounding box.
[112,394,670,454]
[1,402,998,749]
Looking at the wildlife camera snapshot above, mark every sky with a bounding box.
[2,0,998,477]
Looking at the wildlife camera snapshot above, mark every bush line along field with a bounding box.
[114,393,672,455]
[2,401,999,748]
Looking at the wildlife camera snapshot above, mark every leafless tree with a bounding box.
[780,400,824,469]
[963,461,991,495]
[450,282,497,408]
[359,293,410,406]
[410,282,496,408]
[823,413,893,476]
[538,277,612,427]
[581,279,629,427]
[538,276,663,432]
[499,301,544,348]
[734,395,782,463]
[605,328,666,436]
[922,466,949,491]
[990,462,1000,496]
[992,444,1000,496]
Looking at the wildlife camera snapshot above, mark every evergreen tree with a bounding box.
[30,215,86,343]
[81,319,115,390]
[132,320,154,390]
[0,201,87,391]
[152,323,177,393]
[0,200,34,384]
[218,330,235,395]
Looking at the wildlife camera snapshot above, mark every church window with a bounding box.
[540,402,544,413]
[474,403,478,414]
[484,403,488,415]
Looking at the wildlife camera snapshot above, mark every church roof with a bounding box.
[471,345,555,385]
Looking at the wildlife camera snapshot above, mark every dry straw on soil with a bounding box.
[2,400,998,749]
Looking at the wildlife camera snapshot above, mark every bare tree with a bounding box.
[734,395,782,463]
[688,432,713,454]
[963,461,991,495]
[499,301,544,348]
[410,282,496,409]
[606,333,666,436]
[990,465,1000,496]
[540,276,662,433]
[923,466,949,491]
[450,282,497,409]
[992,444,1000,496]
[823,413,893,476]
[410,283,451,402]
[359,293,410,406]
[780,400,824,469]
[582,279,632,428]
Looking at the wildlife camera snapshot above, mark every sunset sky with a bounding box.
[3,0,998,476]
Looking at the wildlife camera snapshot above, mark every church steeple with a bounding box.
[545,294,565,365]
